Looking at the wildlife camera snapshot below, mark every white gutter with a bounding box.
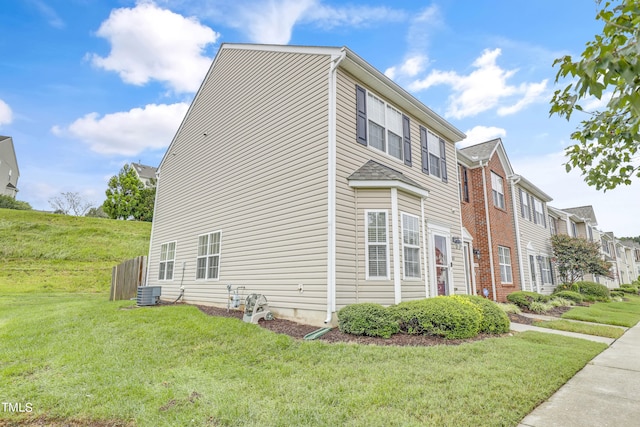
[481,161,497,301]
[421,197,429,297]
[325,49,346,324]
[509,175,526,293]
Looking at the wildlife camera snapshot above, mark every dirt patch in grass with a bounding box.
[195,304,505,347]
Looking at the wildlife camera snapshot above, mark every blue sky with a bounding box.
[1,0,638,236]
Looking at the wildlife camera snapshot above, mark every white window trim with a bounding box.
[366,91,405,163]
[521,189,531,221]
[365,209,390,280]
[533,198,545,226]
[401,212,421,280]
[539,255,553,285]
[196,230,222,281]
[158,241,177,281]
[491,172,505,210]
[428,223,452,297]
[498,246,513,284]
[426,130,443,179]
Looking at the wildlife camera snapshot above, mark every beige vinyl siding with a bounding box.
[334,69,466,308]
[149,48,331,322]
[514,185,555,294]
[0,137,19,197]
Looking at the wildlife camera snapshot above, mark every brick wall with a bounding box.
[460,156,520,302]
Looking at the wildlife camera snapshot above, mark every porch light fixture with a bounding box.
[451,236,462,250]
[473,248,481,259]
[536,255,543,262]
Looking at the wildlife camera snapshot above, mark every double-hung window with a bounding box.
[196,231,222,280]
[549,216,557,235]
[366,211,388,279]
[491,172,505,209]
[498,246,513,283]
[402,213,420,279]
[158,242,176,280]
[533,199,546,226]
[520,190,531,220]
[459,165,469,202]
[367,93,404,161]
[540,256,553,284]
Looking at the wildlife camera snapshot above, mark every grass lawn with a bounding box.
[532,319,625,339]
[562,295,640,327]
[0,294,606,427]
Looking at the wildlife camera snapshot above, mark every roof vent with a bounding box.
[137,286,162,306]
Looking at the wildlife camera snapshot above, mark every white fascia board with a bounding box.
[348,180,429,198]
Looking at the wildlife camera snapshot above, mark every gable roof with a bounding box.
[560,205,598,226]
[159,43,466,171]
[513,174,553,202]
[457,138,514,176]
[132,163,157,181]
[347,160,429,197]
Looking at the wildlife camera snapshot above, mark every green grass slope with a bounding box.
[0,208,151,293]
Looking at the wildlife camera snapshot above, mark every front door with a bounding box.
[528,254,538,293]
[433,233,450,296]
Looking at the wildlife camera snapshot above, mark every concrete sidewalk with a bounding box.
[517,322,640,427]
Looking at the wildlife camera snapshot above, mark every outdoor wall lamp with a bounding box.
[452,236,462,250]
[473,248,481,259]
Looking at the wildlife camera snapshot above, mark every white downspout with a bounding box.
[480,161,497,301]
[391,188,401,304]
[144,171,161,288]
[454,149,469,294]
[421,197,429,297]
[509,175,526,292]
[325,49,346,324]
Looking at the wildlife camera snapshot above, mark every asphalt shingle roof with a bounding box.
[347,160,426,191]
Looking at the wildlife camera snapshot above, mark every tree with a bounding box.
[48,192,93,216]
[549,0,640,190]
[551,234,612,284]
[85,205,108,218]
[103,164,155,221]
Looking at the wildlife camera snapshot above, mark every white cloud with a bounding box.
[0,99,13,126]
[512,151,640,237]
[27,0,65,28]
[90,1,219,93]
[582,90,613,112]
[304,3,406,30]
[409,48,548,119]
[385,55,427,80]
[457,126,506,148]
[55,103,189,156]
[237,0,315,44]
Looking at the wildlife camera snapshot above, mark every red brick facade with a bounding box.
[460,152,520,302]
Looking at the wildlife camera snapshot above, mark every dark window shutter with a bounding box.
[420,126,429,174]
[530,195,537,224]
[549,259,555,285]
[519,190,525,218]
[356,85,367,146]
[542,206,547,228]
[402,115,412,166]
[439,138,448,183]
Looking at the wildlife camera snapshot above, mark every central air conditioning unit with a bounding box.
[137,286,162,306]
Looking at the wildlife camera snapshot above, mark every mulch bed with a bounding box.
[195,304,507,347]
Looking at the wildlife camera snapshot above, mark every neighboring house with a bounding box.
[0,136,19,198]
[458,139,520,302]
[621,239,640,281]
[147,44,467,326]
[561,206,598,242]
[131,162,157,188]
[599,231,620,288]
[511,175,555,294]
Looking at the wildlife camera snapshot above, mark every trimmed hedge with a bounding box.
[337,303,400,338]
[553,290,584,304]
[458,295,510,334]
[506,291,550,309]
[390,296,482,339]
[574,281,610,301]
[619,284,639,294]
[610,290,625,298]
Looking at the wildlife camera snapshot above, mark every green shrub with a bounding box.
[390,296,482,339]
[337,303,399,338]
[553,291,584,304]
[549,297,574,307]
[0,195,32,210]
[618,284,639,294]
[610,290,625,298]
[553,283,580,293]
[506,291,550,309]
[528,301,553,313]
[458,295,510,334]
[574,281,610,301]
[497,303,521,314]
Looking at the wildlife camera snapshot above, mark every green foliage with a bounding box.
[85,206,108,218]
[390,296,482,339]
[551,234,612,284]
[549,0,640,190]
[0,195,31,210]
[506,291,550,309]
[497,303,521,314]
[529,301,554,314]
[553,290,584,304]
[337,303,399,338]
[458,295,510,334]
[549,297,574,308]
[610,290,626,298]
[103,164,155,221]
[574,281,611,301]
[619,284,639,294]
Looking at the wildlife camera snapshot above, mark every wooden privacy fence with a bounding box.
[110,256,147,301]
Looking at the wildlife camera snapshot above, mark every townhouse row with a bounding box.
[146,44,640,326]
